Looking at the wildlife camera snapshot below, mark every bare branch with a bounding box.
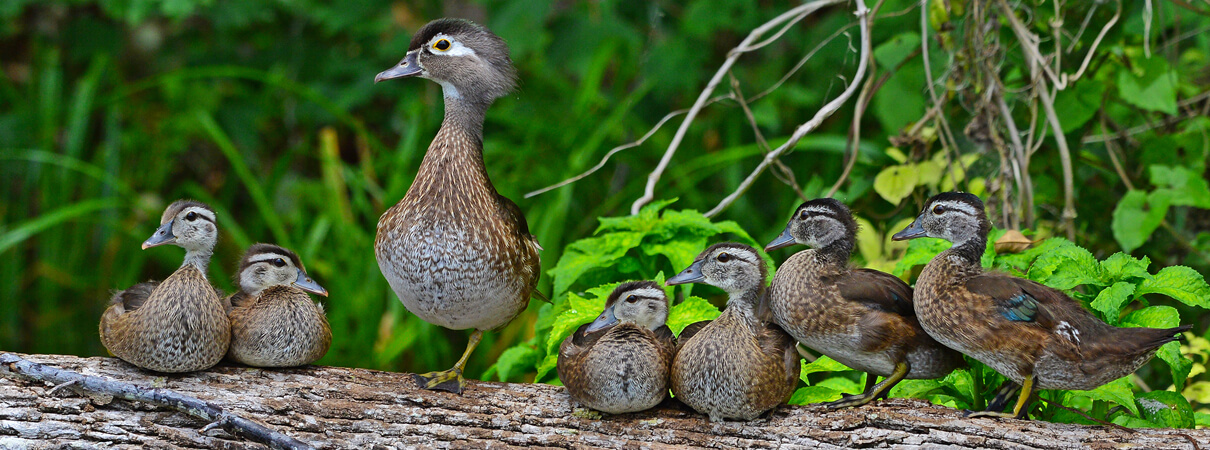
[631,0,845,215]
[703,0,873,218]
[0,352,314,450]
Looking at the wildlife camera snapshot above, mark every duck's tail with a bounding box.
[1127,324,1193,352]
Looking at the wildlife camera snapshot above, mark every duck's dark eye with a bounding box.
[626,295,638,303]
[717,252,732,263]
[799,210,809,220]
[932,204,946,215]
[433,39,451,51]
[185,212,198,221]
[273,258,286,268]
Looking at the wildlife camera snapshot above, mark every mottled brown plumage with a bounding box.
[557,281,676,414]
[226,244,331,368]
[99,200,229,373]
[373,18,541,394]
[667,243,800,422]
[765,199,963,408]
[893,192,1191,419]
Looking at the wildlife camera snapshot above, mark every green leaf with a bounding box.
[1100,253,1152,282]
[1121,305,1181,329]
[667,295,721,335]
[549,231,644,299]
[893,237,951,277]
[1026,239,1106,289]
[1089,282,1136,325]
[1086,377,1139,417]
[545,283,621,357]
[488,340,541,382]
[1137,265,1210,308]
[889,379,945,400]
[1112,190,1171,253]
[535,354,559,383]
[800,355,854,383]
[1157,341,1193,392]
[1149,165,1210,209]
[1196,411,1210,428]
[642,234,708,273]
[1052,80,1106,132]
[873,164,919,205]
[873,32,921,69]
[1135,391,1195,429]
[788,386,842,405]
[1117,56,1178,114]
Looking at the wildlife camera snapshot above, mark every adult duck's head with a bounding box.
[376,18,518,105]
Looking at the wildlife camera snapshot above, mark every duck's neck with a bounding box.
[727,284,765,323]
[413,97,493,192]
[181,247,212,276]
[441,97,489,141]
[814,239,853,269]
[944,233,987,268]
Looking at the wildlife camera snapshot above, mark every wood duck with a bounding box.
[373,18,542,394]
[99,200,229,373]
[226,243,332,368]
[892,192,1192,419]
[666,243,800,422]
[557,281,676,414]
[765,198,963,408]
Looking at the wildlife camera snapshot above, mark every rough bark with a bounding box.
[1,353,1206,449]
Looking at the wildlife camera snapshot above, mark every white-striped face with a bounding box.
[418,34,482,100]
[790,204,848,249]
[239,250,301,296]
[919,198,984,243]
[698,246,765,296]
[612,286,669,330]
[169,206,217,250]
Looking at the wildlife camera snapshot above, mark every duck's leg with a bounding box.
[825,361,908,409]
[984,380,1021,413]
[966,375,1034,419]
[413,329,483,394]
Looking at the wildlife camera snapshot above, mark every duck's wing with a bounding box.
[676,320,712,350]
[497,193,546,302]
[963,273,1069,329]
[110,281,159,312]
[757,321,802,396]
[832,269,914,316]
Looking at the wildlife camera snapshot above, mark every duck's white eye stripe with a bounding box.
[939,201,978,216]
[627,287,665,299]
[249,253,291,265]
[429,34,477,57]
[800,206,834,216]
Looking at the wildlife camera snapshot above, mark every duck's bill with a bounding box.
[764,227,796,252]
[141,221,176,249]
[584,306,617,333]
[666,260,705,286]
[891,218,926,241]
[293,269,329,297]
[375,51,422,83]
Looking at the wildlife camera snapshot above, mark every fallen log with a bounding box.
[0,353,1205,449]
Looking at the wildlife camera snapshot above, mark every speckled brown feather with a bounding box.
[558,322,675,414]
[226,285,331,367]
[99,265,229,373]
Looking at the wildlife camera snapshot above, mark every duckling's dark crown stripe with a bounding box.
[240,243,303,271]
[409,19,485,51]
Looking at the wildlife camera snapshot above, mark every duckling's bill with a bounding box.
[292,268,329,297]
[891,216,926,241]
[141,221,176,249]
[375,51,422,83]
[666,260,705,285]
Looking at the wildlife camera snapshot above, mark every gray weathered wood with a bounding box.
[1,353,1206,449]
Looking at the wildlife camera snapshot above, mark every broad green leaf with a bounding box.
[1196,411,1210,428]
[1112,415,1164,428]
[1135,391,1195,429]
[1137,265,1210,308]
[1052,80,1106,132]
[873,164,919,205]
[667,295,721,335]
[1149,165,1210,208]
[800,355,854,383]
[816,375,862,395]
[488,340,541,382]
[596,198,676,233]
[1157,342,1193,392]
[1100,253,1152,282]
[940,368,976,408]
[915,160,945,189]
[1085,376,1139,417]
[789,386,842,405]
[535,354,559,383]
[855,216,882,263]
[1117,56,1178,114]
[889,379,945,400]
[1121,305,1181,329]
[642,234,707,273]
[873,32,921,69]
[1089,282,1136,324]
[893,237,951,277]
[981,228,1004,269]
[550,231,643,299]
[1026,239,1105,289]
[1111,190,1170,253]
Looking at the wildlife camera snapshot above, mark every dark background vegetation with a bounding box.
[3,0,1210,425]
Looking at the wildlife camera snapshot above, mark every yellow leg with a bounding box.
[825,362,909,409]
[967,375,1034,419]
[413,329,483,394]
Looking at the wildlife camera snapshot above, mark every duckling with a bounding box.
[373,18,542,394]
[892,192,1192,419]
[666,243,800,422]
[764,198,963,408]
[226,243,331,368]
[99,200,229,373]
[557,281,676,414]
